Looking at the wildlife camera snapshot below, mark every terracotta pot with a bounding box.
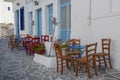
[38,50,44,55]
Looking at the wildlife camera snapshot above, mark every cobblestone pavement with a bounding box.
[0,39,120,80]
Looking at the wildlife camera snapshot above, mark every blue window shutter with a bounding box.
[15,10,19,38]
[48,4,53,35]
[8,7,10,11]
[20,7,24,30]
[36,8,42,37]
[60,0,71,42]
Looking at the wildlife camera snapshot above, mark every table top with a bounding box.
[69,45,86,49]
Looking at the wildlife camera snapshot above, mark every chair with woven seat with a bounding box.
[75,43,98,78]
[41,35,49,42]
[54,43,75,74]
[8,35,19,51]
[96,38,112,71]
[67,39,81,59]
[28,36,40,55]
[24,35,33,54]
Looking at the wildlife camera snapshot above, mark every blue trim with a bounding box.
[20,7,24,30]
[8,7,10,11]
[36,8,42,37]
[47,4,53,35]
[15,10,19,38]
[29,12,33,35]
[60,0,71,42]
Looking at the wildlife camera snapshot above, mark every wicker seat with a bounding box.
[96,38,112,71]
[75,43,98,78]
[54,43,75,74]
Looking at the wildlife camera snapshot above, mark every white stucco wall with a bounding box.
[71,0,92,44]
[13,0,59,37]
[13,0,120,70]
[0,0,14,24]
[92,0,120,70]
[71,0,120,70]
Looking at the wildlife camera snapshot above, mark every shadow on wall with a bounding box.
[0,23,14,39]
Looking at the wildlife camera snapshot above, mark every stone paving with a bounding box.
[0,39,120,80]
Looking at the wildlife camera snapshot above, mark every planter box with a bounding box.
[33,54,56,68]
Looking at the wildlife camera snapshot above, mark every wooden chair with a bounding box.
[28,37,40,55]
[67,39,81,59]
[54,43,75,74]
[41,35,49,42]
[24,36,32,53]
[76,43,98,78]
[8,35,19,51]
[20,34,27,38]
[96,38,112,71]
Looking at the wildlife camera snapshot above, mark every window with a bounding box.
[8,7,10,11]
[60,0,71,42]
[20,7,24,30]
[47,4,53,35]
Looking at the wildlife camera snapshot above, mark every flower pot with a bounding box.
[38,50,45,55]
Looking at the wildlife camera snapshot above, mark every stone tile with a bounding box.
[0,39,120,80]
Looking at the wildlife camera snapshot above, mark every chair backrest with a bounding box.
[102,38,111,54]
[20,34,27,38]
[32,37,40,44]
[54,43,64,59]
[25,36,32,42]
[67,39,80,46]
[9,35,16,43]
[41,35,49,42]
[86,43,97,62]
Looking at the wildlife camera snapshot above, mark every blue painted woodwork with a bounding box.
[20,7,24,30]
[29,12,33,35]
[15,10,19,38]
[48,4,53,35]
[60,0,71,42]
[36,8,42,38]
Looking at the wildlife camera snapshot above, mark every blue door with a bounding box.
[29,12,33,35]
[20,7,24,30]
[36,8,42,37]
[60,0,71,42]
[15,10,19,38]
[47,4,53,35]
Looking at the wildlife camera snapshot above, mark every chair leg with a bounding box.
[61,60,63,74]
[76,61,79,76]
[66,60,69,69]
[93,59,98,76]
[103,56,107,67]
[86,63,91,78]
[98,56,101,71]
[72,61,75,72]
[57,60,59,72]
[108,56,112,68]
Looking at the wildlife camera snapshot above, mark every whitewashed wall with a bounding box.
[71,0,92,44]
[91,0,120,70]
[13,0,120,70]
[71,0,120,70]
[0,0,14,24]
[13,0,59,38]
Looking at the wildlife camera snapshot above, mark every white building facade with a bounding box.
[0,0,14,24]
[13,0,120,70]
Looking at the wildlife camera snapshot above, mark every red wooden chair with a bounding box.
[24,36,32,54]
[28,37,40,55]
[41,35,49,42]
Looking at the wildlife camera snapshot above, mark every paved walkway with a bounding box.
[0,39,120,80]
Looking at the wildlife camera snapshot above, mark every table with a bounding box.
[15,37,25,50]
[69,45,86,58]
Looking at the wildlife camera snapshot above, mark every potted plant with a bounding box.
[32,43,45,55]
[54,42,69,56]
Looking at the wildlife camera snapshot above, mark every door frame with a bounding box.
[36,8,42,38]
